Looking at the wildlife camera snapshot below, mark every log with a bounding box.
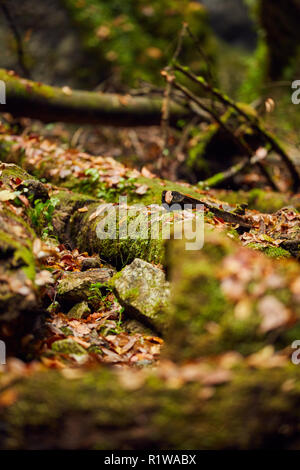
[0,69,192,126]
[1,362,300,450]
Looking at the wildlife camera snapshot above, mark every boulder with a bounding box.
[113,258,170,333]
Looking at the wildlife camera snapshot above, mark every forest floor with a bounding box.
[1,107,300,449]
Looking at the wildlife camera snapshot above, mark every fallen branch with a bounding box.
[171,77,279,191]
[162,190,253,229]
[0,69,191,127]
[199,149,269,189]
[174,63,300,191]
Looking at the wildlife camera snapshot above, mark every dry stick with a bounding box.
[185,25,215,87]
[174,116,199,158]
[200,151,269,188]
[200,159,249,189]
[0,0,30,79]
[172,79,279,191]
[159,23,187,171]
[174,63,300,191]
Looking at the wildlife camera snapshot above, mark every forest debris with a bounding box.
[174,62,300,192]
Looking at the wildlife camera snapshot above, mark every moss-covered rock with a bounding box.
[51,338,87,355]
[113,258,170,333]
[67,301,91,320]
[57,268,116,309]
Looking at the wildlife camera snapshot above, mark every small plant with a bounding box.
[77,168,137,202]
[96,177,137,202]
[88,282,113,308]
[29,196,59,238]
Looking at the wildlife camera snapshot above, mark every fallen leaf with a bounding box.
[0,190,16,201]
[78,206,89,213]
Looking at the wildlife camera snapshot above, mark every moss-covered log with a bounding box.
[166,229,300,361]
[2,222,300,450]
[1,362,300,450]
[210,188,300,214]
[0,69,192,126]
[0,133,259,212]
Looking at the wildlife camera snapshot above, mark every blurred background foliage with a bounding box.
[61,0,215,89]
[0,0,299,165]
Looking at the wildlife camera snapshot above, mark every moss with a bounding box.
[123,287,140,302]
[51,339,87,355]
[247,242,291,259]
[166,229,300,361]
[212,188,300,213]
[0,229,36,281]
[2,364,300,449]
[0,163,32,183]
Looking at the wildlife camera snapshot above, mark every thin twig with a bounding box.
[174,63,300,191]
[199,149,269,189]
[159,23,187,170]
[172,79,279,191]
[0,0,30,78]
[185,25,215,86]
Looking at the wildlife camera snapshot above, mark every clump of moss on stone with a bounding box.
[247,242,291,259]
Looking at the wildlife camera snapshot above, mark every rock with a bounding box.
[67,301,91,320]
[123,319,155,336]
[113,258,170,333]
[57,268,116,308]
[81,256,102,271]
[51,338,87,355]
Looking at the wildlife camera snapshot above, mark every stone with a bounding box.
[113,258,170,333]
[51,338,87,355]
[57,268,116,308]
[67,301,91,319]
[81,256,101,271]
